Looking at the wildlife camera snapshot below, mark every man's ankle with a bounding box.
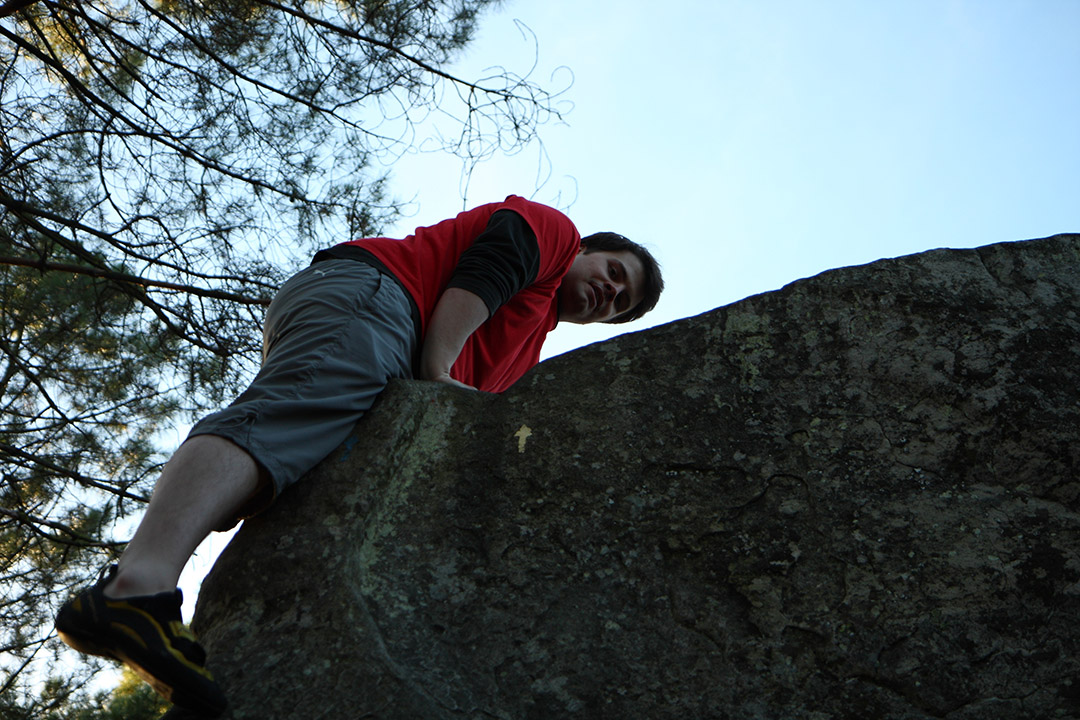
[102,567,175,599]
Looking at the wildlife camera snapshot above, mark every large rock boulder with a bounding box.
[185,235,1080,719]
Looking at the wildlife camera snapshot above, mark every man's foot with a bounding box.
[55,565,227,716]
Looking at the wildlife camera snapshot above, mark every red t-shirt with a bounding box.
[343,195,581,392]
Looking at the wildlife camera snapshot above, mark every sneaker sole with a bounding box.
[56,605,225,715]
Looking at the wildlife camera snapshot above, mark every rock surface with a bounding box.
[184,234,1080,719]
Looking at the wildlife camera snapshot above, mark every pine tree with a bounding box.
[0,1,563,714]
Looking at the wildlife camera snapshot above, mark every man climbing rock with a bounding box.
[55,195,664,715]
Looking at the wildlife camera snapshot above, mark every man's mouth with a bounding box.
[589,283,602,310]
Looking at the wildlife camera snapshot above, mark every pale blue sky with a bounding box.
[386,0,1080,358]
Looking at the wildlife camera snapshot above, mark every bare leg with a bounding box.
[104,434,262,598]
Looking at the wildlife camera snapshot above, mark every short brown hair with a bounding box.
[580,232,664,323]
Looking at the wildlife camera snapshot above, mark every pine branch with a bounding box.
[0,505,125,548]
[258,0,552,108]
[0,442,150,502]
[0,255,271,306]
[0,0,37,19]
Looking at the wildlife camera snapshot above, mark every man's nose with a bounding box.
[603,280,624,303]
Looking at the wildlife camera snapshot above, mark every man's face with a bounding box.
[557,248,646,324]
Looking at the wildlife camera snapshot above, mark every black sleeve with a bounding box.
[445,209,541,317]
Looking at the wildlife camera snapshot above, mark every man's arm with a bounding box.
[445,209,540,313]
[419,209,541,389]
[418,287,489,389]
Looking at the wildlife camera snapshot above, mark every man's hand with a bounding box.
[426,372,478,391]
[419,287,489,389]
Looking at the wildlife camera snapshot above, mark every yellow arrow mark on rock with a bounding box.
[514,424,532,453]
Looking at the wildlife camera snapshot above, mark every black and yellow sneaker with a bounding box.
[55,565,227,716]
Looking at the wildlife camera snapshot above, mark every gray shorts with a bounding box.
[189,259,416,504]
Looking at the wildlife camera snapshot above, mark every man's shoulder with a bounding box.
[495,196,579,250]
